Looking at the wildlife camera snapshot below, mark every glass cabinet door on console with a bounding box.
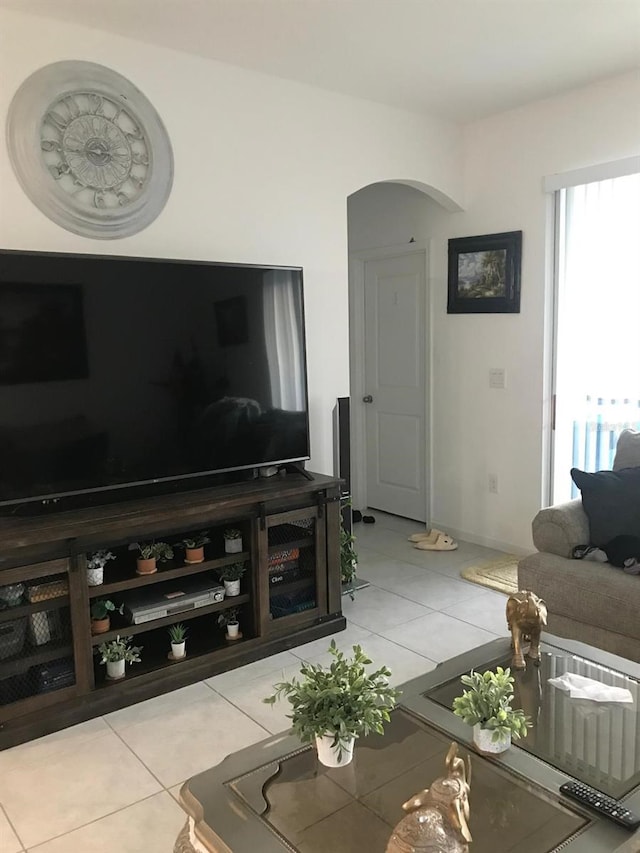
[0,558,84,724]
[259,505,328,635]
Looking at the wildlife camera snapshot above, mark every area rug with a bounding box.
[461,555,519,595]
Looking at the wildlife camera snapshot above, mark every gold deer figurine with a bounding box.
[386,742,472,853]
[506,590,547,670]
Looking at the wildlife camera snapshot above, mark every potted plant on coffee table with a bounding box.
[263,640,400,767]
[224,528,243,554]
[452,666,530,754]
[97,635,142,681]
[90,598,123,635]
[129,541,174,575]
[176,531,210,564]
[217,562,246,597]
[167,622,188,660]
[217,607,241,640]
[85,549,116,587]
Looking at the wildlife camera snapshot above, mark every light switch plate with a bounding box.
[489,368,506,389]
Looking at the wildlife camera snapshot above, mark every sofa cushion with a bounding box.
[518,551,640,644]
[531,499,590,558]
[613,429,640,471]
[570,466,640,547]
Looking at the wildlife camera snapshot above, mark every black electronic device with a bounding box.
[0,250,310,512]
[559,781,640,830]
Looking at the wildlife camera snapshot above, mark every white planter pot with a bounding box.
[224,579,241,597]
[171,641,186,659]
[106,659,125,680]
[87,567,104,586]
[473,724,511,754]
[226,621,240,639]
[315,734,355,767]
[225,538,242,554]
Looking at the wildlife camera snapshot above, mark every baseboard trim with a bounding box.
[429,522,532,557]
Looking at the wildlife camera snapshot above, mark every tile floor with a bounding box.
[0,512,510,852]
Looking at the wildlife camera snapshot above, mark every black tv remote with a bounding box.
[559,781,640,831]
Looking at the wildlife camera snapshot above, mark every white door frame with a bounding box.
[349,242,431,520]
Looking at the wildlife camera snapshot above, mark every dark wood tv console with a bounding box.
[0,472,344,749]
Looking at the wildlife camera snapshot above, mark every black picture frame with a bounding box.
[447,230,522,314]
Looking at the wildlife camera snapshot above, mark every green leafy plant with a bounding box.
[97,635,142,665]
[263,640,400,760]
[217,608,239,628]
[129,541,174,561]
[86,550,116,570]
[167,623,188,643]
[223,528,242,540]
[340,510,357,599]
[452,667,530,743]
[176,531,210,549]
[90,599,123,621]
[217,562,246,582]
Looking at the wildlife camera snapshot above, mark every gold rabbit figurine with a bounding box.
[386,742,472,853]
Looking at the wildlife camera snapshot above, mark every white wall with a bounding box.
[347,182,441,253]
[430,71,640,552]
[0,8,463,477]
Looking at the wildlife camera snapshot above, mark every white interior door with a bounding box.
[363,251,427,521]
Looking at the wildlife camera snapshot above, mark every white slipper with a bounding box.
[414,533,458,551]
[408,528,445,543]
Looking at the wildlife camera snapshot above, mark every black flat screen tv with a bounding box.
[0,249,310,510]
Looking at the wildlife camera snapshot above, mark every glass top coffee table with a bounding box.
[175,635,640,853]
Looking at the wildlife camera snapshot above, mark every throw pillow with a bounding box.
[570,466,640,547]
[613,429,640,471]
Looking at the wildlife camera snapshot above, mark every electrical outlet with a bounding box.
[488,473,498,494]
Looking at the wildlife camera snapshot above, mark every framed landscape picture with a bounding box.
[447,230,522,314]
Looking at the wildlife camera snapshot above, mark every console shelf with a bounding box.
[0,472,344,748]
[87,552,250,598]
[90,594,251,645]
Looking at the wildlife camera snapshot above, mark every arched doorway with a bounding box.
[347,180,458,523]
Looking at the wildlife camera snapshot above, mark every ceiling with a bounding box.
[2,0,639,122]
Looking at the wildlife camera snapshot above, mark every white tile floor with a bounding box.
[0,512,510,852]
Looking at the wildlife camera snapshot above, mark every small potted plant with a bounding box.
[452,666,530,754]
[86,550,116,587]
[97,635,142,681]
[263,640,400,767]
[224,528,243,554]
[217,562,246,597]
[176,531,210,564]
[340,515,357,601]
[217,607,241,640]
[168,622,188,659]
[129,541,174,575]
[90,599,123,635]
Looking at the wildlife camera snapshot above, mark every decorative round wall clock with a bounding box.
[6,60,173,239]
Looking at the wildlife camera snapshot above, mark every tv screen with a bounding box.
[0,249,310,508]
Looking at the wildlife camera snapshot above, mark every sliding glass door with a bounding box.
[553,171,640,503]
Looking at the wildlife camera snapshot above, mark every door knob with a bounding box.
[362,395,373,403]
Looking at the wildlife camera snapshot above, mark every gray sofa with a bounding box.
[518,430,640,663]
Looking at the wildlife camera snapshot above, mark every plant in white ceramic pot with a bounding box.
[167,623,188,659]
[97,635,142,681]
[217,562,246,597]
[263,640,400,767]
[86,550,116,587]
[452,666,530,754]
[224,528,243,554]
[217,607,240,640]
